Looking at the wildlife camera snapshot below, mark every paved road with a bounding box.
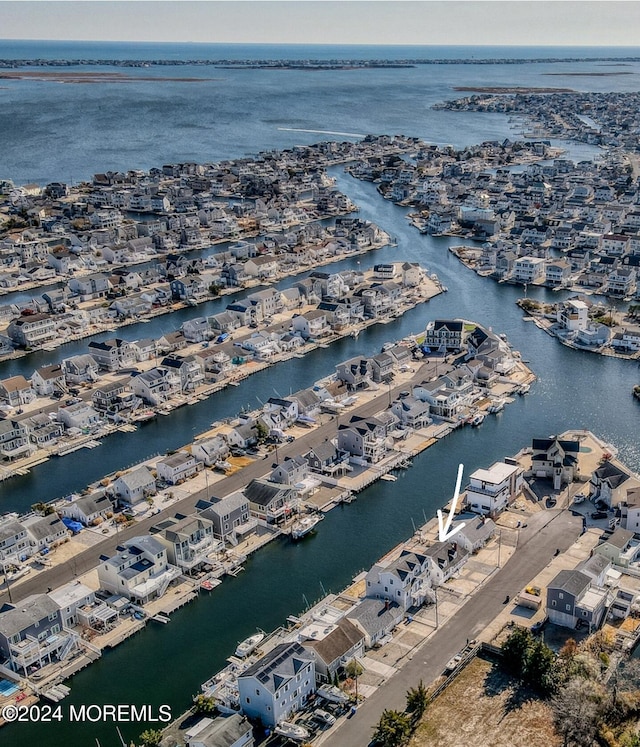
[327,509,581,747]
[2,358,450,605]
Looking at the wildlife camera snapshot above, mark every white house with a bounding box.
[156,451,203,485]
[465,461,524,516]
[112,466,157,505]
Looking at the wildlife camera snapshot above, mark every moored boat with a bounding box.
[290,514,323,540]
[471,413,485,426]
[235,632,265,658]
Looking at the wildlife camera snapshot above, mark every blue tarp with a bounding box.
[61,517,83,534]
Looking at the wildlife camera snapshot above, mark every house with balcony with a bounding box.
[424,319,464,353]
[181,317,213,344]
[0,515,31,566]
[24,413,64,447]
[611,326,640,353]
[112,466,157,506]
[370,352,395,384]
[365,549,432,611]
[513,256,546,284]
[619,486,640,534]
[594,528,638,568]
[0,594,79,675]
[98,535,181,604]
[197,493,255,544]
[244,479,298,523]
[390,395,432,429]
[7,313,58,348]
[61,354,99,385]
[237,642,316,728]
[92,380,140,416]
[557,298,589,332]
[337,417,390,464]
[304,441,349,476]
[87,338,136,372]
[465,460,524,516]
[161,355,205,392]
[270,456,309,486]
[291,309,329,339]
[530,436,580,490]
[244,255,279,279]
[413,373,473,420]
[130,366,180,405]
[0,419,34,460]
[545,260,572,286]
[57,402,101,431]
[607,267,636,298]
[156,452,203,485]
[68,272,112,300]
[151,513,218,574]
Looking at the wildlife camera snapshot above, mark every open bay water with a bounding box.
[0,41,639,746]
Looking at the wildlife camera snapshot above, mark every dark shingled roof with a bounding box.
[548,569,591,598]
[304,618,364,666]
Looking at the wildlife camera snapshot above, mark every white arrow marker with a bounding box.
[437,463,466,542]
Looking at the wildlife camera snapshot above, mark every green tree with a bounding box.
[255,420,269,443]
[193,694,217,714]
[405,679,429,722]
[138,728,163,747]
[501,627,531,677]
[525,638,557,694]
[372,709,412,747]
[345,658,364,700]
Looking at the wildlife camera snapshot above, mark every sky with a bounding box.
[1,1,639,47]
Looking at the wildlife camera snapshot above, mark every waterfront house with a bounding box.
[611,326,640,353]
[366,550,432,611]
[156,452,203,485]
[465,461,524,516]
[0,375,35,407]
[347,598,404,648]
[370,352,395,384]
[261,397,299,431]
[192,436,230,467]
[21,513,67,552]
[156,331,188,354]
[184,714,254,747]
[68,273,112,300]
[304,441,349,476]
[292,309,329,339]
[57,402,101,431]
[97,535,180,604]
[31,363,66,397]
[130,367,181,405]
[335,357,372,391]
[589,461,635,508]
[0,515,30,565]
[7,313,58,348]
[226,421,259,450]
[530,436,580,490]
[23,413,64,447]
[412,375,469,419]
[130,338,157,362]
[424,540,470,586]
[182,317,213,343]
[151,513,218,574]
[59,492,114,526]
[546,569,608,631]
[61,354,99,385]
[237,642,316,728]
[88,338,135,372]
[557,298,589,332]
[92,380,139,416]
[48,582,97,629]
[270,456,309,486]
[244,255,278,279]
[337,417,389,464]
[161,355,205,392]
[209,311,242,333]
[424,319,464,353]
[0,594,79,675]
[197,493,254,543]
[302,618,365,683]
[112,466,156,506]
[619,487,640,534]
[0,419,35,460]
[452,516,496,553]
[244,478,298,523]
[594,527,637,568]
[390,395,432,429]
[513,256,546,284]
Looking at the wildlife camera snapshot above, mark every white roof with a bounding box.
[48,581,94,608]
[470,461,520,484]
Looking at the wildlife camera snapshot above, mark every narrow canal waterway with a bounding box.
[1,166,639,747]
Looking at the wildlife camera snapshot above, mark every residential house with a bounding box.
[291,309,329,339]
[619,487,640,534]
[61,354,99,385]
[184,714,254,747]
[530,436,581,490]
[513,256,546,284]
[244,255,279,279]
[0,375,35,407]
[589,461,635,508]
[97,535,180,603]
[594,528,637,568]
[546,569,608,630]
[161,355,205,392]
[335,357,372,391]
[21,513,68,552]
[151,513,217,574]
[545,260,572,286]
[302,618,365,683]
[130,367,180,405]
[182,317,213,343]
[347,598,403,648]
[390,395,432,429]
[424,540,469,586]
[304,441,348,476]
[424,319,464,353]
[244,479,298,523]
[92,380,139,416]
[0,419,34,460]
[192,436,230,467]
[7,314,58,348]
[557,299,589,332]
[48,582,97,629]
[112,466,157,506]
[452,517,496,553]
[197,493,254,543]
[226,421,259,450]
[57,402,101,431]
[87,338,135,372]
[68,273,112,300]
[465,461,524,516]
[0,594,78,675]
[237,642,315,728]
[31,364,66,397]
[0,515,31,565]
[59,492,114,526]
[338,416,390,464]
[156,452,203,485]
[270,456,309,486]
[366,550,432,610]
[370,352,395,384]
[23,413,64,446]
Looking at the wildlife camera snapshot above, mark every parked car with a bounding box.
[313,709,336,727]
[591,511,608,520]
[574,494,586,504]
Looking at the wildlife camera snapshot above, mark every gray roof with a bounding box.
[0,594,60,638]
[71,492,112,517]
[203,492,249,518]
[185,714,250,747]
[548,569,591,598]
[454,516,496,547]
[244,479,291,507]
[21,513,66,540]
[116,466,155,491]
[240,642,313,693]
[578,554,610,577]
[347,598,402,637]
[602,527,634,549]
[305,440,339,464]
[304,618,364,666]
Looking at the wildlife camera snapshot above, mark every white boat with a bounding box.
[234,632,264,658]
[471,413,485,426]
[274,722,310,742]
[317,684,349,704]
[488,399,505,414]
[518,384,530,395]
[351,329,360,339]
[291,514,323,540]
[380,473,397,482]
